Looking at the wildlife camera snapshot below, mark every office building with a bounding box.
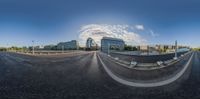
[86,37,98,50]
[101,37,125,52]
[57,40,79,50]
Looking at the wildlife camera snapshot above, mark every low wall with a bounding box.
[110,51,188,63]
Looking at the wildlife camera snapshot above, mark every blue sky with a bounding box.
[0,0,200,47]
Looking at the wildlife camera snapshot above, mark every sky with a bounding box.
[0,0,200,48]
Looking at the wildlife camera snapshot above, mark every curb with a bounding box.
[101,51,192,70]
[97,52,194,87]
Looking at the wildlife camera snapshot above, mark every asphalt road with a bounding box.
[98,52,192,82]
[0,51,200,99]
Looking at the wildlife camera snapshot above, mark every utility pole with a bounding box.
[32,40,35,55]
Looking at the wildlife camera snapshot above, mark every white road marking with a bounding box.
[97,52,194,87]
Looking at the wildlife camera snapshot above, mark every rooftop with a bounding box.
[102,37,124,42]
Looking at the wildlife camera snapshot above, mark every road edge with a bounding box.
[97,52,194,87]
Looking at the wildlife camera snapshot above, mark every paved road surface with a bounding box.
[0,51,200,99]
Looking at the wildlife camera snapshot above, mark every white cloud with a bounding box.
[135,25,144,30]
[149,30,159,37]
[78,24,147,47]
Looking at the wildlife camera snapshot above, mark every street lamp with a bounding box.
[6,43,8,52]
[32,40,35,55]
[108,43,110,56]
[62,45,64,54]
[6,43,9,56]
[174,40,178,60]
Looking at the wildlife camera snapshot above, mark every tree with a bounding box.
[132,47,137,51]
[0,48,7,51]
[124,45,138,51]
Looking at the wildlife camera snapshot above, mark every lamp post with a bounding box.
[6,43,9,56]
[32,40,35,55]
[62,45,64,54]
[6,43,8,52]
[174,40,178,60]
[108,43,110,56]
[147,45,149,55]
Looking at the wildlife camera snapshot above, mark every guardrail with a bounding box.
[110,51,188,63]
[100,51,192,70]
[97,51,194,87]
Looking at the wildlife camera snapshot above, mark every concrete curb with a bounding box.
[97,52,194,87]
[102,51,192,70]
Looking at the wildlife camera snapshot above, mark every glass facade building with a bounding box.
[57,40,79,50]
[101,37,125,52]
[86,38,98,50]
